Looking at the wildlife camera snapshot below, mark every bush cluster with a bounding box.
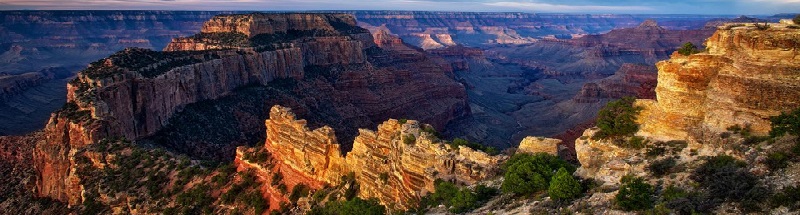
[615,176,654,211]
[594,97,643,140]
[548,167,582,201]
[683,155,769,212]
[677,42,702,56]
[419,180,499,214]
[648,157,677,177]
[308,197,386,215]
[501,153,575,196]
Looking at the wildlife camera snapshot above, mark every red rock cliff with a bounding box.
[236,106,502,210]
[33,12,469,205]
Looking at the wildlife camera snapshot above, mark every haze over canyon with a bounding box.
[0,6,799,215]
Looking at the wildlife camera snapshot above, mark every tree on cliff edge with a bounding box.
[594,97,643,140]
[678,42,700,56]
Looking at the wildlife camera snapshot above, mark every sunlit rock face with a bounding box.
[575,24,800,186]
[240,106,504,210]
[32,12,470,205]
[518,136,561,156]
[637,24,800,140]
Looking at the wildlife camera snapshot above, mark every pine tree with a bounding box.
[548,167,582,201]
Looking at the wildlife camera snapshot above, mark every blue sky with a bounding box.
[1,0,798,14]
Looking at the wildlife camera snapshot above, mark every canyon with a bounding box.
[1,10,798,215]
[441,19,717,149]
[0,11,742,136]
[31,12,469,206]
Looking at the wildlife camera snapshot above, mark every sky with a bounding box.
[1,0,799,14]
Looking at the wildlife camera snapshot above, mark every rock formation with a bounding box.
[517,136,561,155]
[576,23,800,185]
[32,12,469,205]
[236,106,504,210]
[637,23,800,140]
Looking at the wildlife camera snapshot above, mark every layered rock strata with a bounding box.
[517,136,561,155]
[351,11,729,49]
[236,106,503,210]
[637,24,800,140]
[576,23,800,185]
[33,13,469,205]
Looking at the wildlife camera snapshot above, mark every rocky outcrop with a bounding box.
[518,136,561,155]
[637,24,800,140]
[576,23,800,186]
[33,12,469,205]
[237,106,503,210]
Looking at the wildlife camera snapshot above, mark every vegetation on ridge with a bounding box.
[501,152,575,196]
[677,42,702,56]
[593,97,643,140]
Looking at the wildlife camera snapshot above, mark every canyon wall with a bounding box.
[237,106,503,210]
[351,11,729,49]
[637,23,800,140]
[575,23,800,185]
[33,12,469,205]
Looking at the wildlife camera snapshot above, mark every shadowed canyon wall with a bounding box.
[32,13,469,205]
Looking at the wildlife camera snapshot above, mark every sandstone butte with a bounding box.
[32,13,469,206]
[235,105,504,211]
[576,23,800,185]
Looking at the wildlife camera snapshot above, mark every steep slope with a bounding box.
[637,23,800,140]
[235,106,503,211]
[32,12,468,205]
[575,21,800,197]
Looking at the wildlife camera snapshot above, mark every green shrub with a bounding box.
[620,136,647,149]
[449,189,478,213]
[615,176,654,211]
[794,15,800,25]
[429,180,459,204]
[648,157,677,177]
[309,197,385,215]
[241,191,268,215]
[473,185,499,202]
[548,167,582,201]
[770,185,800,209]
[594,97,643,140]
[403,134,416,145]
[290,184,311,202]
[690,155,769,211]
[770,108,800,138]
[766,152,790,170]
[502,153,575,195]
[677,42,701,56]
[660,185,688,202]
